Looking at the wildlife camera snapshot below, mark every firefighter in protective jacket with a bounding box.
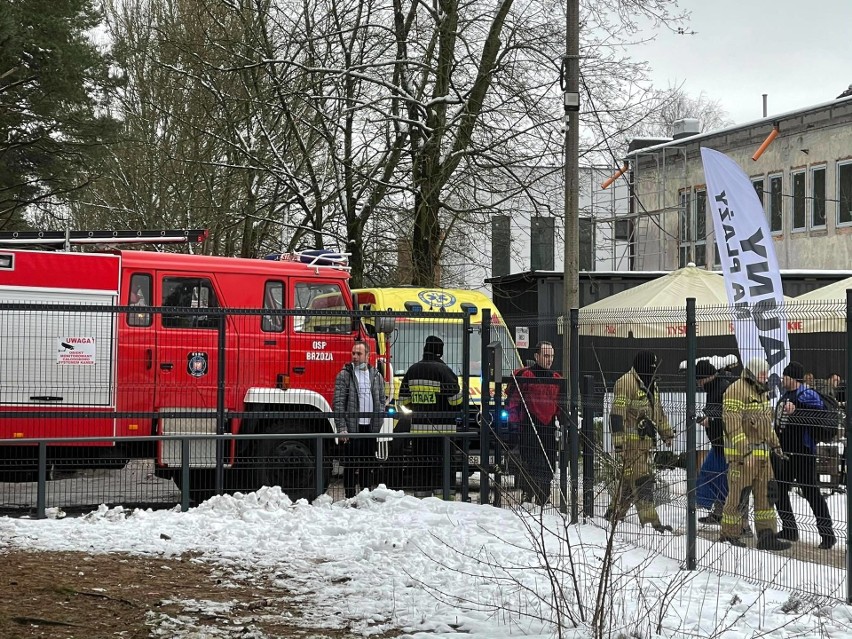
[720,357,790,551]
[398,335,463,493]
[607,351,674,532]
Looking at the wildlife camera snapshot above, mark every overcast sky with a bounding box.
[635,0,852,126]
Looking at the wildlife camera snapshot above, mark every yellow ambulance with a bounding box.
[352,287,522,426]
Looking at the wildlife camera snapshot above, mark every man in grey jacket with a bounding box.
[333,340,386,498]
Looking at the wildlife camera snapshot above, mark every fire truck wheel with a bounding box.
[256,424,332,502]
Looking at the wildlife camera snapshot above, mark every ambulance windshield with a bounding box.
[392,322,520,378]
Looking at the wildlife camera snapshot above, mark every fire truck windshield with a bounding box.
[391,322,521,378]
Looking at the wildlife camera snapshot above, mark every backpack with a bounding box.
[796,387,844,443]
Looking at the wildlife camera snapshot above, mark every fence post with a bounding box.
[316,434,324,497]
[36,442,47,519]
[443,436,451,500]
[846,289,852,604]
[215,311,227,496]
[461,435,470,502]
[581,375,595,517]
[686,297,697,571]
[567,308,579,521]
[487,338,504,507]
[480,310,492,505]
[461,313,471,502]
[181,438,191,512]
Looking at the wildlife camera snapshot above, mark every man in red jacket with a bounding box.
[506,341,565,505]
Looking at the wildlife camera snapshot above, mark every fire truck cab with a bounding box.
[0,239,390,500]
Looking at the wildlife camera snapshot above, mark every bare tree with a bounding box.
[77,0,315,257]
[78,0,691,285]
[84,0,411,281]
[393,0,692,284]
[633,83,734,139]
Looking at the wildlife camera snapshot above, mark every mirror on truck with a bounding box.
[375,316,395,334]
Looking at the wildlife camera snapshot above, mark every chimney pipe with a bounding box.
[762,94,768,118]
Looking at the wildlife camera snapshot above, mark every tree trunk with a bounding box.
[411,183,442,286]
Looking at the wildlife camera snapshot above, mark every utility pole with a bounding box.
[562,0,580,374]
[560,0,580,520]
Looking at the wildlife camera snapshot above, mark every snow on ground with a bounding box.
[2,485,852,638]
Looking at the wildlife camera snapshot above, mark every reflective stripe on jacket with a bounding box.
[722,376,779,464]
[610,368,672,452]
[399,357,462,431]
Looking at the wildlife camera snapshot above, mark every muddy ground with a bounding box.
[0,550,402,638]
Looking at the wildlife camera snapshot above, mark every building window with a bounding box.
[678,190,690,268]
[678,188,707,267]
[694,189,707,266]
[752,178,765,206]
[791,170,806,231]
[530,216,555,271]
[839,161,852,226]
[491,215,511,277]
[769,174,783,233]
[811,166,826,228]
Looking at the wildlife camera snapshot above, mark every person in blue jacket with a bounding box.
[696,360,732,523]
[773,361,836,549]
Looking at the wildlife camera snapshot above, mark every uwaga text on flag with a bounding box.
[700,147,789,384]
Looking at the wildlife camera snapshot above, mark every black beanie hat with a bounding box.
[783,361,805,382]
[633,351,658,375]
[424,335,444,358]
[695,360,717,380]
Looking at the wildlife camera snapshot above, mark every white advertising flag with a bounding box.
[700,147,789,383]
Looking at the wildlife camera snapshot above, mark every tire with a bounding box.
[255,422,331,502]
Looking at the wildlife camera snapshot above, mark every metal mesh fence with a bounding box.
[2,299,851,600]
[497,299,850,600]
[0,304,483,510]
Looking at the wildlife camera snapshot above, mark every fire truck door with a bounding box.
[154,275,222,413]
[289,281,356,398]
[117,272,156,431]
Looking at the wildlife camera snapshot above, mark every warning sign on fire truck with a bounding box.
[56,337,97,365]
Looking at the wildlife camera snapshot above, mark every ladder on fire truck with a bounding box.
[0,229,208,251]
[265,249,351,270]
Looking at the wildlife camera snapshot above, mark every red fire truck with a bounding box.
[0,230,392,500]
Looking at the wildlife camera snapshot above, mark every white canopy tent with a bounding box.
[798,277,852,302]
[790,279,852,333]
[578,264,806,338]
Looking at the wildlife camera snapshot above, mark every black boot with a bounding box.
[720,535,746,547]
[699,501,723,524]
[698,511,721,525]
[818,534,837,550]
[776,528,799,542]
[756,529,791,551]
[817,518,835,549]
